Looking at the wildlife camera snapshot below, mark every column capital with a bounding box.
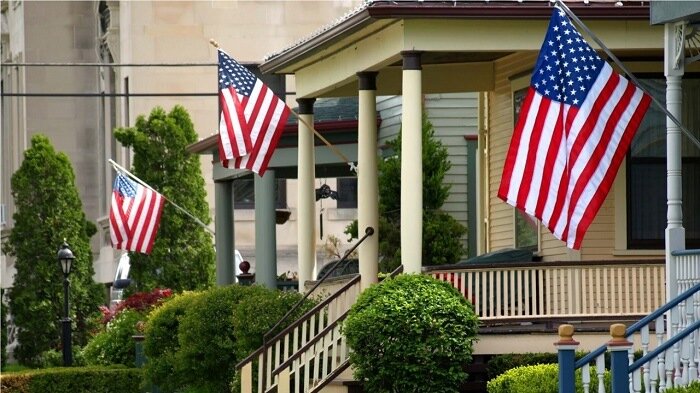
[401,51,422,70]
[296,98,316,115]
[357,72,378,90]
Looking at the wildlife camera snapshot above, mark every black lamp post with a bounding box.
[57,241,74,367]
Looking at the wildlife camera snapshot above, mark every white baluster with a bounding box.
[633,367,642,393]
[657,317,667,391]
[596,353,606,393]
[643,326,651,392]
[582,363,590,393]
[650,353,659,393]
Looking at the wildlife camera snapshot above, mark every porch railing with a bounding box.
[426,260,666,322]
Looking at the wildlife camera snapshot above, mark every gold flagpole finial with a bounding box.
[210,39,220,49]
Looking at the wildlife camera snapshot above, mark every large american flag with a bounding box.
[498,8,651,250]
[110,173,164,254]
[218,49,290,175]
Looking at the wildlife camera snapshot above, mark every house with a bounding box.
[229,1,700,391]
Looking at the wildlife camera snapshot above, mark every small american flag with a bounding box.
[218,49,290,175]
[498,8,651,249]
[110,173,164,254]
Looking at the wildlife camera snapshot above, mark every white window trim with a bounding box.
[510,73,542,254]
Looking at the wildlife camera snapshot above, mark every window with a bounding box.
[627,78,700,249]
[512,84,540,251]
[233,178,287,209]
[336,177,358,209]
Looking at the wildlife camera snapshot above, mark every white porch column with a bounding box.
[401,51,423,273]
[297,98,316,291]
[664,22,686,303]
[357,72,379,289]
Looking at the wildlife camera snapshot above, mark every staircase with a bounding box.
[237,274,361,393]
[558,249,700,393]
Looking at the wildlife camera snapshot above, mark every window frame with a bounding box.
[510,74,542,253]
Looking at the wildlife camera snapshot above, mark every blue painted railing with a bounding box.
[558,281,700,393]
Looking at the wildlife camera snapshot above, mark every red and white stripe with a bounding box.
[219,86,251,160]
[499,63,651,249]
[110,184,164,254]
[233,79,290,175]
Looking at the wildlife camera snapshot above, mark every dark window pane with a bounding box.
[627,78,700,249]
[234,179,287,209]
[337,178,358,209]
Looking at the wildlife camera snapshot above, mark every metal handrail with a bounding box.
[575,282,700,368]
[262,226,374,343]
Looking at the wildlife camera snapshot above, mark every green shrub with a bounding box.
[666,381,700,393]
[144,291,202,393]
[1,290,7,369]
[231,286,314,361]
[486,363,610,393]
[0,366,142,393]
[36,347,85,368]
[174,285,250,393]
[230,286,315,393]
[343,274,479,393]
[487,352,563,379]
[82,309,144,366]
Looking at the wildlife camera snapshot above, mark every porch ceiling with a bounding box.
[261,2,663,98]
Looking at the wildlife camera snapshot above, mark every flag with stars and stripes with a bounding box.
[110,172,164,254]
[498,8,651,250]
[218,49,290,176]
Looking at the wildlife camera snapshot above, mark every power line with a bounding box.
[1,92,216,97]
[3,62,218,67]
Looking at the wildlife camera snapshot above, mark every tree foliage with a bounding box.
[2,135,103,365]
[114,106,215,293]
[346,115,467,271]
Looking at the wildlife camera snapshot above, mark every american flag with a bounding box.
[498,8,651,250]
[218,49,290,175]
[110,173,164,254]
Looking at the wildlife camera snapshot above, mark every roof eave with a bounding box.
[260,1,650,75]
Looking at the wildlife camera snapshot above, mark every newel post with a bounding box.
[555,324,579,393]
[608,323,632,393]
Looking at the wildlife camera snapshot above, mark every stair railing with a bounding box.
[272,264,404,393]
[558,281,700,393]
[237,226,375,393]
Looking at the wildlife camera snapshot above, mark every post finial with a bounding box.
[210,39,220,49]
[555,324,579,346]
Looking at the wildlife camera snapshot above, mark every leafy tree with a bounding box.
[346,115,467,271]
[115,106,215,293]
[1,135,103,365]
[1,290,7,369]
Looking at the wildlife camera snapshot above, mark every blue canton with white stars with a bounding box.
[114,174,137,198]
[218,50,257,97]
[531,9,605,108]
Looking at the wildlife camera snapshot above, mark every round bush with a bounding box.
[343,274,479,393]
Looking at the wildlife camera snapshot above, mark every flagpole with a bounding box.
[555,0,700,150]
[289,109,357,173]
[109,159,215,236]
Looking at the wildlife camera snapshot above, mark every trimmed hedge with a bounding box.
[0,366,142,393]
[487,363,610,393]
[343,274,479,393]
[667,382,700,393]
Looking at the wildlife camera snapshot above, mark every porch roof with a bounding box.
[260,0,660,98]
